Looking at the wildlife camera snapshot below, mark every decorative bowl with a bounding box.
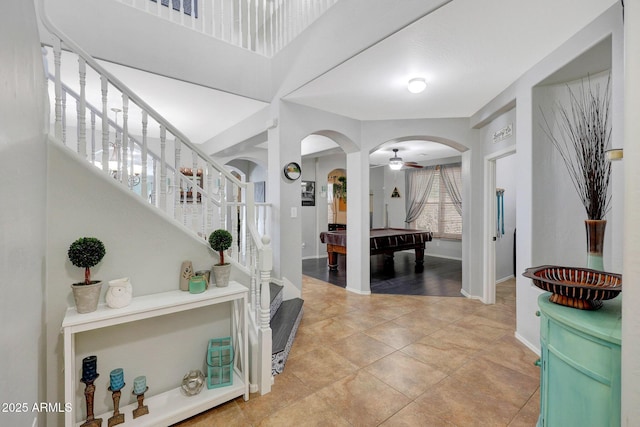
[181,370,205,396]
[523,265,622,310]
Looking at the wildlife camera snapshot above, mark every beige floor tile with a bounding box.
[172,400,250,427]
[316,370,411,426]
[284,347,358,391]
[332,311,389,331]
[301,317,359,342]
[380,402,456,427]
[400,336,475,374]
[478,334,540,380]
[509,388,541,426]
[365,351,448,399]
[414,376,521,427]
[332,332,397,368]
[391,310,452,335]
[234,369,314,424]
[363,321,426,349]
[257,393,351,427]
[449,357,540,408]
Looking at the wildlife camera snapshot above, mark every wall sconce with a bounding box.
[605,148,623,162]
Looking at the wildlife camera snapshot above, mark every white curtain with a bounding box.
[440,163,462,215]
[404,166,437,225]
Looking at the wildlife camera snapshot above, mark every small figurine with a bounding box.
[179,261,193,291]
[106,278,133,309]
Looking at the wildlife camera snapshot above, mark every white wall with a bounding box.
[46,143,235,425]
[471,4,623,353]
[0,2,47,426]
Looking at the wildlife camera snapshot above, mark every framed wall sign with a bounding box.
[283,162,301,181]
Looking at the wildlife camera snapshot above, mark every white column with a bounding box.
[346,150,370,294]
[622,1,640,423]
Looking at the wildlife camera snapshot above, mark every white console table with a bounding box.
[61,281,248,427]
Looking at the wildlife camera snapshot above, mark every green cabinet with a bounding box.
[537,293,621,427]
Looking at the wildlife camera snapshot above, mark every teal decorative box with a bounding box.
[206,364,232,389]
[206,337,233,389]
[207,337,233,367]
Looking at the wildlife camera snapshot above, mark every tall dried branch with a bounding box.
[540,75,612,220]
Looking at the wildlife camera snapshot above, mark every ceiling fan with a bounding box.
[389,148,423,170]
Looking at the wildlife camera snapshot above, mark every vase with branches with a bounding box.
[540,74,612,270]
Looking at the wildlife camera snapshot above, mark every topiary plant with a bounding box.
[208,229,233,265]
[68,237,106,285]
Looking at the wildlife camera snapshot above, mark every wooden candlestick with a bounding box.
[132,387,149,419]
[80,376,102,427]
[108,387,125,427]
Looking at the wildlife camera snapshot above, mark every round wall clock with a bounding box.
[283,162,301,181]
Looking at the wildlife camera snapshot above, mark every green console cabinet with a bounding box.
[537,293,621,427]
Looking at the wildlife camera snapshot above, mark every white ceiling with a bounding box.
[284,0,618,121]
[46,0,617,165]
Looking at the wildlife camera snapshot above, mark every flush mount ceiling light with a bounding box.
[389,148,403,170]
[407,77,427,94]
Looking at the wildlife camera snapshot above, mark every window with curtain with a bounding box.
[412,164,462,239]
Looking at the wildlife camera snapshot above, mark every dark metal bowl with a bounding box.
[523,265,622,310]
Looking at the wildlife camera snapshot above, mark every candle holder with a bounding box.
[80,375,103,427]
[132,386,149,419]
[107,385,125,427]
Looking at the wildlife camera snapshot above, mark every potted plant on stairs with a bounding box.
[208,229,233,287]
[68,237,106,313]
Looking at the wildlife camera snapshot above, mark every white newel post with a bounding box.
[258,236,273,394]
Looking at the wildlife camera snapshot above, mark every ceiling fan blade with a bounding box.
[404,163,423,168]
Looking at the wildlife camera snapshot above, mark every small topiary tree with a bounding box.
[68,237,106,285]
[208,229,233,265]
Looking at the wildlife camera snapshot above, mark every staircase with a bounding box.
[269,283,304,375]
[35,0,303,396]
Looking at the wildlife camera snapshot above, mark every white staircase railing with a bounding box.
[115,0,339,57]
[38,0,273,395]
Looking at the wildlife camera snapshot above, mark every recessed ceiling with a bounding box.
[284,0,617,120]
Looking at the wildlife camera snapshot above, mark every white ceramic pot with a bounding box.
[106,277,133,309]
[212,264,231,287]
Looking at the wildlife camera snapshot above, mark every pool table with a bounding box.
[319,227,433,271]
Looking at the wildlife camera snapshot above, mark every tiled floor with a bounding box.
[176,277,540,426]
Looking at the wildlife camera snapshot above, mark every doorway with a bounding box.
[483,147,516,304]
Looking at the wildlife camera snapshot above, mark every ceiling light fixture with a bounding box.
[389,148,403,170]
[407,77,427,94]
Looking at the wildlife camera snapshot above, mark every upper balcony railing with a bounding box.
[115,0,338,57]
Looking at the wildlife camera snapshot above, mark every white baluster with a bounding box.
[90,111,96,164]
[262,0,267,56]
[207,164,214,234]
[122,94,129,186]
[78,58,87,158]
[101,75,109,172]
[152,159,158,207]
[250,239,257,314]
[141,111,148,201]
[220,173,227,230]
[53,38,63,141]
[221,0,225,41]
[175,137,182,222]
[238,0,243,48]
[192,150,198,230]
[160,125,167,211]
[61,90,67,144]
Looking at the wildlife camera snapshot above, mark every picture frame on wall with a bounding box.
[301,181,315,206]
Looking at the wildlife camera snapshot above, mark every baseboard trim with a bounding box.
[496,275,515,284]
[345,286,372,296]
[460,288,483,301]
[302,255,325,260]
[515,331,540,355]
[425,253,463,261]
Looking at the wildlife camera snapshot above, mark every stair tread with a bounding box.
[270,282,283,304]
[271,298,304,354]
